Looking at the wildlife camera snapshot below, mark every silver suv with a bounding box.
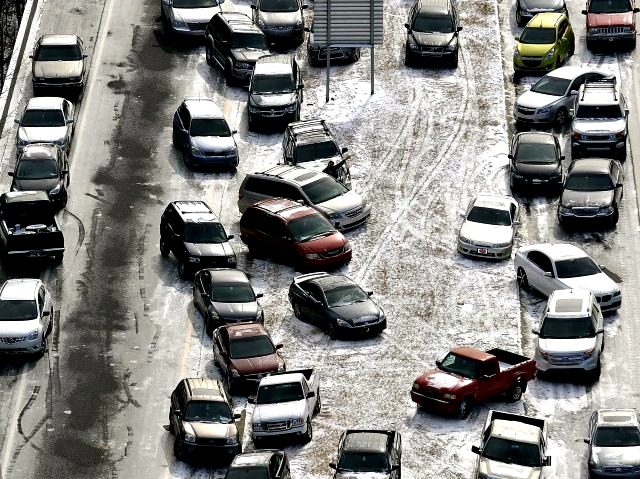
[571,77,629,160]
[533,288,604,381]
[585,409,640,477]
[238,165,371,230]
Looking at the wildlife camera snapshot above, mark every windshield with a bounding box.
[325,284,369,307]
[36,44,82,61]
[589,0,632,13]
[0,300,38,320]
[540,316,595,339]
[189,118,231,137]
[413,15,454,33]
[252,74,294,94]
[287,215,335,242]
[338,452,389,473]
[226,467,270,479]
[173,0,217,6]
[595,426,640,447]
[16,159,59,180]
[260,0,299,12]
[438,352,481,379]
[232,33,268,49]
[184,223,228,244]
[302,177,348,204]
[211,283,255,303]
[531,76,570,96]
[482,437,542,468]
[296,142,340,162]
[565,173,613,192]
[183,400,233,423]
[256,382,304,404]
[21,109,65,127]
[516,142,557,164]
[229,336,275,359]
[467,206,512,226]
[576,105,623,119]
[555,257,601,278]
[520,27,556,44]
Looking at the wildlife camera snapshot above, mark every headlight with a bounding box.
[173,19,188,29]
[343,242,352,252]
[70,76,81,82]
[33,77,45,83]
[291,418,305,426]
[236,62,251,69]
[252,422,263,431]
[190,145,201,153]
[226,436,238,445]
[277,361,286,371]
[445,41,457,51]
[582,348,595,359]
[511,172,523,179]
[187,256,200,263]
[558,205,571,214]
[10,186,18,192]
[336,319,351,327]
[296,18,303,26]
[615,130,626,139]
[459,235,472,244]
[257,19,265,28]
[537,107,551,114]
[327,212,341,220]
[210,311,219,321]
[184,433,196,443]
[227,256,236,264]
[513,49,521,59]
[258,310,265,322]
[443,393,457,400]
[16,138,27,146]
[412,382,420,391]
[27,329,38,340]
[231,369,240,378]
[249,105,259,113]
[54,138,66,146]
[613,290,621,297]
[632,464,640,472]
[304,253,321,259]
[49,184,62,195]
[544,48,555,60]
[285,104,297,113]
[597,206,615,215]
[540,350,549,359]
[408,42,419,50]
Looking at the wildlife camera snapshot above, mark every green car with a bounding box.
[513,12,575,79]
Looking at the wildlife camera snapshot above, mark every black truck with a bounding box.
[0,191,64,263]
[329,429,402,479]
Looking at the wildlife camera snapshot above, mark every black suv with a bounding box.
[226,450,291,479]
[282,119,351,188]
[205,12,271,86]
[248,55,304,130]
[404,0,462,68]
[329,430,402,479]
[169,377,241,464]
[160,201,237,278]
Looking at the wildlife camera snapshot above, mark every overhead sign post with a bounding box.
[312,0,384,102]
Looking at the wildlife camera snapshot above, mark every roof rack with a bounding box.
[581,77,617,101]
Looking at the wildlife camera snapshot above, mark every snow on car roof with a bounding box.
[0,279,40,300]
[41,34,79,46]
[521,243,588,260]
[598,409,638,426]
[547,66,598,80]
[491,419,540,444]
[260,372,305,386]
[26,96,65,110]
[473,195,514,211]
[548,289,591,315]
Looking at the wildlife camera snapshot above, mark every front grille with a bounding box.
[0,336,27,344]
[521,58,541,67]
[263,420,290,431]
[204,151,233,157]
[598,294,612,303]
[584,134,612,141]
[321,247,344,258]
[420,46,443,53]
[256,107,287,117]
[603,466,634,473]
[572,207,599,217]
[592,27,628,35]
[548,353,583,365]
[187,22,206,31]
[344,206,363,218]
[517,106,536,115]
[421,386,439,398]
[196,437,228,446]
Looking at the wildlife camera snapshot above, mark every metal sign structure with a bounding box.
[311,0,384,101]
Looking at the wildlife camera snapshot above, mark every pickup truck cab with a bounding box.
[0,191,64,264]
[411,347,536,419]
[250,368,320,445]
[329,429,402,479]
[471,410,551,479]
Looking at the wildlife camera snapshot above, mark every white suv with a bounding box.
[0,279,53,356]
[533,288,604,380]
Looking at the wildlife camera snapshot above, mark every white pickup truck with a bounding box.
[249,368,321,445]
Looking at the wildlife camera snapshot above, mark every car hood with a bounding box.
[260,11,300,26]
[172,6,218,23]
[250,93,296,107]
[253,400,306,422]
[520,0,564,11]
[13,178,60,193]
[517,90,561,109]
[514,162,561,177]
[588,12,634,28]
[316,190,363,214]
[185,241,235,258]
[212,301,259,320]
[183,421,237,439]
[592,445,640,466]
[538,336,596,354]
[18,126,67,144]
[559,273,619,296]
[572,118,626,134]
[479,458,541,479]
[191,135,236,154]
[517,42,554,57]
[411,31,456,47]
[298,232,348,254]
[230,353,280,375]
[33,60,83,79]
[335,472,390,479]
[416,369,472,392]
[331,300,380,324]
[561,189,613,208]
[0,318,39,336]
[459,221,513,244]
[232,48,270,62]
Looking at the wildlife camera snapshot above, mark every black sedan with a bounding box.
[558,158,623,228]
[193,268,264,335]
[288,272,386,339]
[515,0,567,27]
[509,132,563,193]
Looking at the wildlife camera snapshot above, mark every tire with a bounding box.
[328,321,338,339]
[248,115,256,132]
[53,253,63,265]
[205,44,214,66]
[36,334,47,358]
[304,418,313,443]
[553,107,567,127]
[293,302,303,320]
[169,414,175,434]
[517,268,529,290]
[160,237,170,257]
[253,437,264,449]
[457,398,473,420]
[225,63,235,87]
[586,38,595,51]
[513,71,521,83]
[450,51,458,69]
[173,438,185,460]
[507,381,525,402]
[589,361,601,383]
[205,312,214,336]
[313,390,322,415]
[178,260,189,279]
[629,37,637,50]
[611,209,619,227]
[404,51,413,67]
[571,145,581,160]
[568,40,575,57]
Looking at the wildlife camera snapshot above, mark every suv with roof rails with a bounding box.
[329,430,402,479]
[227,450,292,479]
[247,55,304,130]
[240,197,352,270]
[585,409,640,477]
[238,165,370,230]
[168,377,242,464]
[160,201,237,279]
[583,0,639,50]
[205,12,271,86]
[282,119,351,189]
[571,77,629,160]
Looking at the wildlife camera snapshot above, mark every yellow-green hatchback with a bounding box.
[513,12,575,80]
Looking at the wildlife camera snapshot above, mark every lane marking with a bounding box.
[0,363,29,479]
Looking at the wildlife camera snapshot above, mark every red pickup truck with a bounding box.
[411,347,536,419]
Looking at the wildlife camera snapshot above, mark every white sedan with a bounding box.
[457,195,520,260]
[514,243,621,312]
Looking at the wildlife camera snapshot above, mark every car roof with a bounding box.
[260,372,305,386]
[0,279,41,300]
[311,274,355,291]
[183,98,224,119]
[231,450,279,467]
[208,269,250,284]
[569,158,612,175]
[2,191,51,204]
[546,66,601,80]
[472,194,515,211]
[219,11,258,32]
[21,144,59,159]
[451,347,494,362]
[223,322,268,339]
[253,197,317,221]
[26,96,65,110]
[520,243,588,260]
[254,55,294,76]
[515,131,556,145]
[417,0,451,16]
[597,409,639,427]
[184,378,226,401]
[40,34,80,46]
[526,12,564,28]
[343,431,390,454]
[258,164,325,186]
[491,419,540,444]
[172,201,220,224]
[547,289,592,316]
[287,119,334,145]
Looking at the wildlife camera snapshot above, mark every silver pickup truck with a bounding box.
[249,368,321,445]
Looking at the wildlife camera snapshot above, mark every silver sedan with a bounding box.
[15,97,75,153]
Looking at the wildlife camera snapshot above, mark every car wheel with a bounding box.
[457,398,473,420]
[586,38,594,51]
[450,51,459,68]
[36,334,47,358]
[404,51,413,67]
[629,37,637,50]
[568,40,575,57]
[513,70,521,83]
[553,107,567,127]
[517,268,529,290]
[53,253,63,265]
[160,237,170,257]
[173,438,185,460]
[328,321,338,339]
[293,302,303,319]
[304,418,313,443]
[226,371,235,395]
[589,360,601,383]
[178,261,189,279]
[205,312,214,336]
[507,381,524,402]
[225,62,235,86]
[611,209,619,227]
[168,415,175,434]
[313,389,321,415]
[205,44,214,66]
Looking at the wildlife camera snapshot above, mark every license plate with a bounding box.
[532,179,543,184]
[477,248,488,254]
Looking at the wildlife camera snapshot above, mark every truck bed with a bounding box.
[269,368,315,382]
[487,410,546,432]
[488,348,531,368]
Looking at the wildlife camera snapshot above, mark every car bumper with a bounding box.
[513,105,556,124]
[406,47,457,60]
[513,56,556,73]
[169,23,207,36]
[8,247,64,258]
[232,66,254,82]
[338,318,386,336]
[457,240,512,259]
[0,336,42,354]
[230,372,274,391]
[263,28,304,41]
[587,31,635,43]
[32,79,83,89]
[572,140,626,156]
[187,151,239,167]
[589,468,640,478]
[179,441,241,460]
[535,352,600,372]
[411,390,459,415]
[302,250,352,270]
[334,205,372,231]
[248,108,298,123]
[512,174,562,189]
[187,256,237,271]
[252,422,308,439]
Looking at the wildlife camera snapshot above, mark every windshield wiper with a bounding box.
[301,231,333,242]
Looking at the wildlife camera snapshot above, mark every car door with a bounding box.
[299,283,325,324]
[173,104,187,149]
[214,328,231,375]
[476,360,503,402]
[525,251,553,293]
[194,270,208,314]
[593,301,604,351]
[509,201,519,238]
[62,100,74,145]
[170,381,186,434]
[37,286,49,334]
[611,160,623,205]
[280,452,292,479]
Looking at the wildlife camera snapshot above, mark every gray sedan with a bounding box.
[15,97,74,153]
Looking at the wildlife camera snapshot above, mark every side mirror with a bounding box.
[275,343,283,349]
[227,234,235,240]
[634,7,640,12]
[162,0,171,5]
[7,172,14,177]
[569,90,578,96]
[334,221,340,229]
[616,183,623,188]
[544,456,551,467]
[306,390,315,398]
[329,463,337,470]
[507,153,513,159]
[61,170,69,174]
[514,35,520,41]
[625,108,629,116]
[234,412,242,419]
[404,23,411,31]
[596,328,604,334]
[543,271,554,278]
[302,4,309,8]
[247,395,256,404]
[174,408,181,416]
[435,359,442,368]
[583,438,591,444]
[341,147,349,154]
[14,118,20,124]
[569,108,575,116]
[201,292,210,301]
[232,129,237,135]
[66,119,74,124]
[457,26,463,32]
[251,4,257,8]
[82,54,88,58]
[29,54,33,59]
[513,220,520,226]
[471,445,481,455]
[391,465,400,471]
[480,374,491,380]
[531,328,539,335]
[367,290,373,296]
[256,293,264,298]
[599,264,606,269]
[304,27,311,32]
[42,310,50,317]
[581,9,588,14]
[560,155,565,161]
